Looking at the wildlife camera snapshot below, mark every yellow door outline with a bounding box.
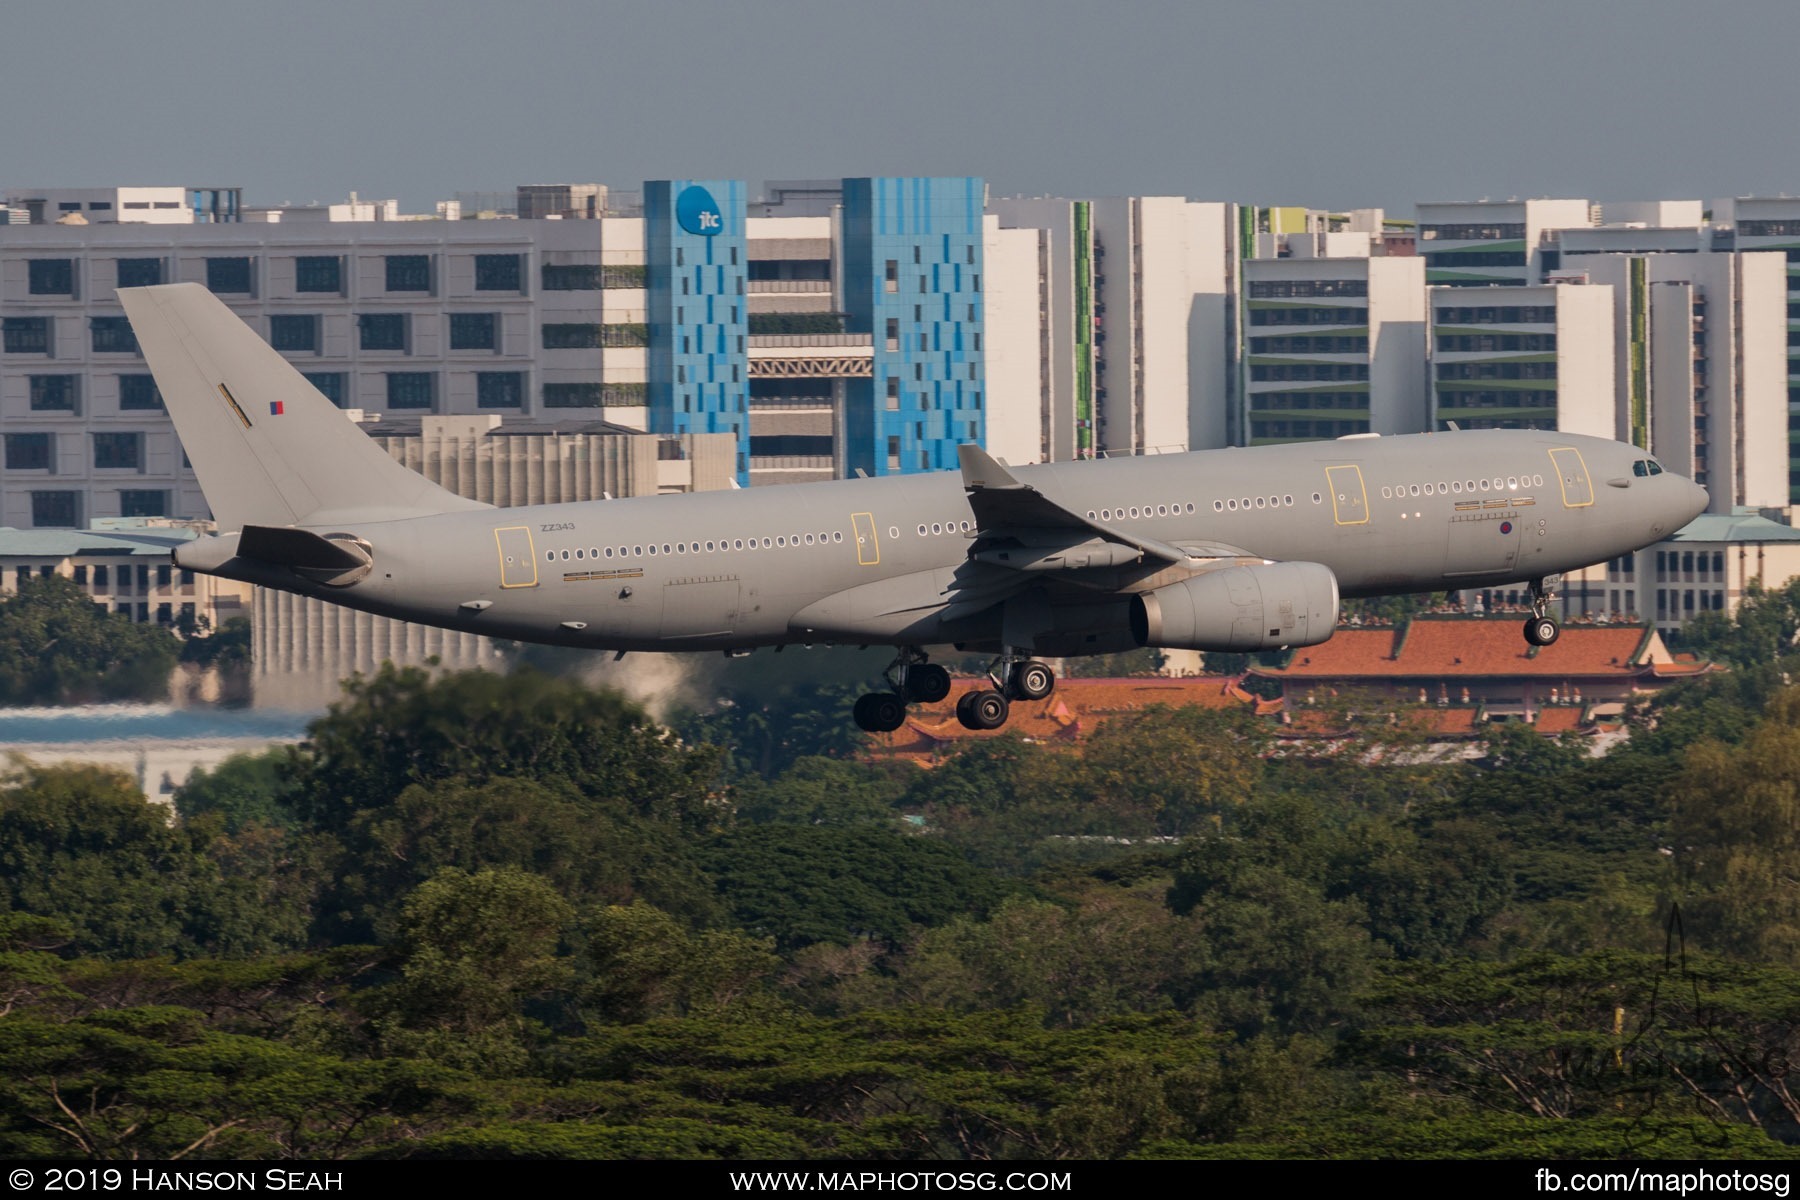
[1325,465,1369,526]
[851,512,880,566]
[495,526,539,588]
[1548,447,1594,508]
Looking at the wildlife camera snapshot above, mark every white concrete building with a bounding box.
[1715,197,1800,504]
[1417,199,1594,287]
[1556,239,1788,513]
[2,187,242,225]
[1243,251,1427,443]
[1429,282,1615,438]
[988,196,1235,461]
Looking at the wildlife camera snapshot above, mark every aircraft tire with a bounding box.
[905,664,953,704]
[967,689,1010,730]
[1012,661,1055,701]
[955,690,982,730]
[1525,616,1560,647]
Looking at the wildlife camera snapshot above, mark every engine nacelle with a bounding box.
[1130,561,1339,652]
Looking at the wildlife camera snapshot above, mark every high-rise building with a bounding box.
[1416,199,1593,288]
[989,196,1235,461]
[1242,251,1426,444]
[840,177,987,477]
[1555,235,1788,513]
[1715,198,1800,503]
[1428,282,1614,438]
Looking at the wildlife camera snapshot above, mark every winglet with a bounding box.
[958,442,1025,492]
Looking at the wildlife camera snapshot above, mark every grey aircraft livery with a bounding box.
[119,284,1709,732]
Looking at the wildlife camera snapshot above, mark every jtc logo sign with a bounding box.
[676,186,723,236]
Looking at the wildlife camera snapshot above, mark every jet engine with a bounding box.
[1130,561,1339,652]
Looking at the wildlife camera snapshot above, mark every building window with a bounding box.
[385,372,434,410]
[359,313,407,351]
[30,492,78,528]
[90,317,138,354]
[477,372,524,408]
[303,372,348,407]
[118,375,164,410]
[543,382,604,408]
[449,312,497,350]
[206,257,253,294]
[4,433,51,471]
[386,255,431,292]
[119,489,168,518]
[28,259,74,295]
[542,323,603,349]
[116,258,163,288]
[29,376,78,412]
[270,314,319,352]
[542,264,602,290]
[295,255,342,293]
[474,254,522,291]
[93,432,143,470]
[3,318,50,354]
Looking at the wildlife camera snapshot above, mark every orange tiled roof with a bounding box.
[1257,616,1664,679]
[1531,706,1593,735]
[865,676,1259,762]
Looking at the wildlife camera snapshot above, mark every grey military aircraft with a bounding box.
[120,283,1708,732]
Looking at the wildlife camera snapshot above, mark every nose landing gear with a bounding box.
[1522,577,1561,647]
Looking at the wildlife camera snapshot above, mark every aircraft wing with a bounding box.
[957,443,1196,567]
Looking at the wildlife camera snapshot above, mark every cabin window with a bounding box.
[1213,501,1223,512]
[1312,493,1322,504]
[833,532,843,542]
[1227,499,1238,511]
[1507,476,1518,489]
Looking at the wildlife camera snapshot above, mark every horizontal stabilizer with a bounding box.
[237,525,373,587]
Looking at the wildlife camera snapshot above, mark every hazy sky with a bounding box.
[6,0,1797,214]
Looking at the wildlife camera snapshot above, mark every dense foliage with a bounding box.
[8,647,1800,1160]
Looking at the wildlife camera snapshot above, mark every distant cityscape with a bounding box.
[3,178,1800,702]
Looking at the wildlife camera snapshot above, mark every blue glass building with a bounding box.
[841,177,986,477]
[645,179,750,483]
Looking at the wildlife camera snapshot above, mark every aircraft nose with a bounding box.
[1681,477,1709,523]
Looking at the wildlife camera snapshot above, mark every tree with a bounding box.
[0,575,179,704]
[1075,705,1270,836]
[571,901,778,1025]
[174,750,297,832]
[0,761,318,959]
[1671,687,1800,963]
[361,867,571,1073]
[701,824,1009,949]
[294,665,720,834]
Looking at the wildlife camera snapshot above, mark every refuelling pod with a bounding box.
[1130,561,1339,652]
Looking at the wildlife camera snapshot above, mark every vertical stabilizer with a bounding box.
[118,283,489,531]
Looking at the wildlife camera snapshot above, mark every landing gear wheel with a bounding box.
[1523,616,1560,647]
[958,689,1010,731]
[853,692,908,733]
[904,663,952,704]
[1010,660,1055,701]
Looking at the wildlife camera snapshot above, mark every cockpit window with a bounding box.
[1633,460,1650,477]
[1648,460,1663,475]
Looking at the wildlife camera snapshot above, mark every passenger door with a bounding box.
[494,526,538,588]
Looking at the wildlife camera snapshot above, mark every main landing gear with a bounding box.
[852,647,951,733]
[951,653,1056,731]
[850,648,1057,733]
[1522,577,1561,647]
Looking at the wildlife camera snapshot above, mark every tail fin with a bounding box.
[118,283,488,531]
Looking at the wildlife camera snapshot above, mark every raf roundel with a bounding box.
[675,185,723,237]
[1500,520,1513,534]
